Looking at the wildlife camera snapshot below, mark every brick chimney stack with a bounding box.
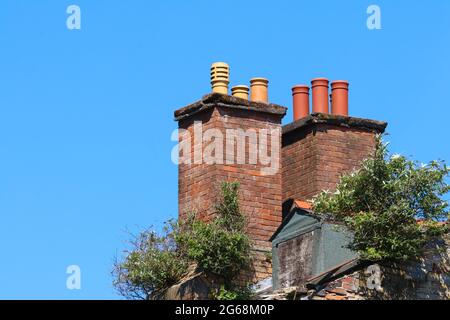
[174,91,287,281]
[174,64,388,282]
[282,79,387,213]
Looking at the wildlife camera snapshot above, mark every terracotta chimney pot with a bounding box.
[331,80,349,116]
[231,85,250,100]
[210,62,230,94]
[292,85,310,121]
[311,78,329,113]
[250,78,269,103]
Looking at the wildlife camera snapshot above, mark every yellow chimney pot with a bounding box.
[231,85,249,100]
[210,62,230,94]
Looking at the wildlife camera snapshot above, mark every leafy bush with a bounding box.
[112,221,188,300]
[176,182,250,279]
[215,181,246,232]
[176,217,250,279]
[313,136,449,261]
[212,285,254,300]
[113,182,252,299]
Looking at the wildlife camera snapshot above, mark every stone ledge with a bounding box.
[282,113,388,135]
[174,93,287,121]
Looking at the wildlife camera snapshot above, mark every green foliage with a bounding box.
[264,251,272,262]
[212,285,254,300]
[313,136,449,261]
[112,221,188,300]
[113,181,252,300]
[176,182,250,279]
[215,182,246,232]
[176,216,250,279]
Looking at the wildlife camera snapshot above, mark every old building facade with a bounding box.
[171,63,448,299]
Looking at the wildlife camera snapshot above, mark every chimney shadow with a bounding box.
[282,199,294,220]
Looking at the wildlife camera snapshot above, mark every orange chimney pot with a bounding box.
[311,78,329,114]
[331,80,349,116]
[250,78,269,103]
[292,85,310,121]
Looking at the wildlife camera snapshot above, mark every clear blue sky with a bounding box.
[0,0,449,299]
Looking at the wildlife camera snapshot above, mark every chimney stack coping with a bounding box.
[174,93,287,121]
[282,112,387,135]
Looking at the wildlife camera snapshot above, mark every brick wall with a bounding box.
[282,113,387,208]
[175,94,287,282]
